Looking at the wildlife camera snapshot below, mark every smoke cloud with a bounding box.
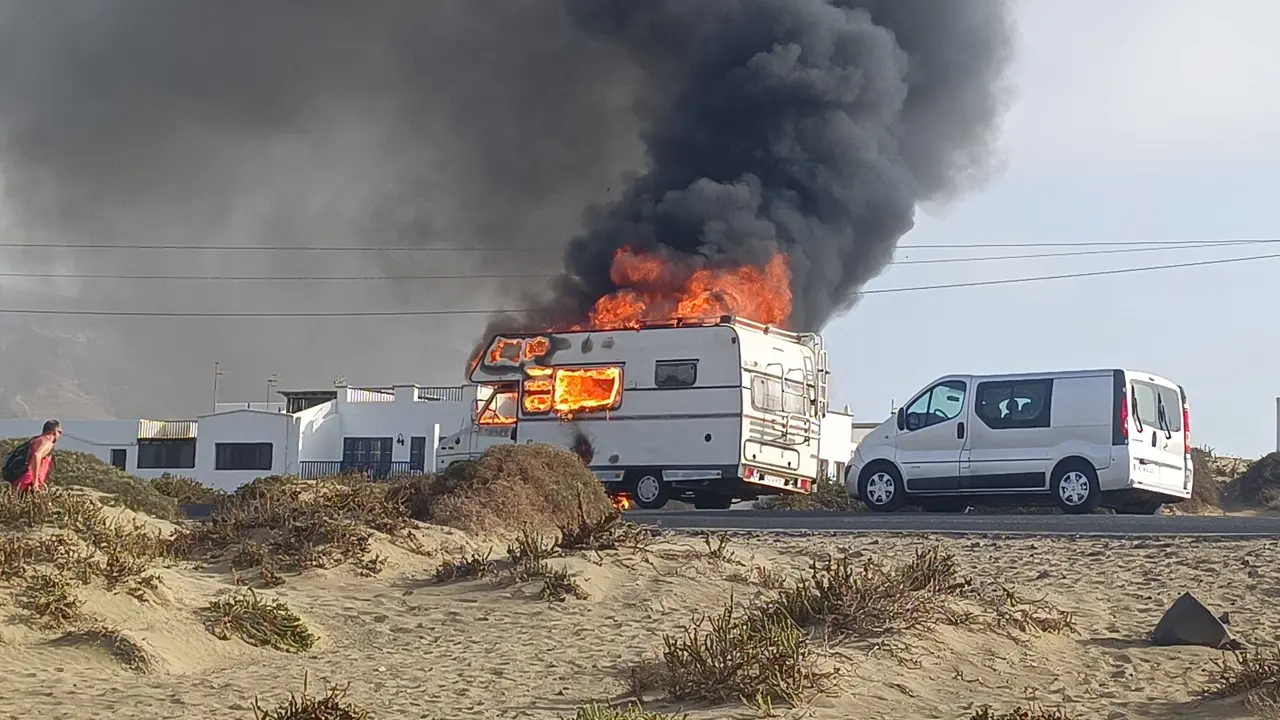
[538,0,1015,332]
[0,0,1013,418]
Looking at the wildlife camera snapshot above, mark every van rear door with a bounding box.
[1125,372,1189,494]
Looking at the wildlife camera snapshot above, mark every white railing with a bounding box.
[138,419,198,439]
[345,388,395,403]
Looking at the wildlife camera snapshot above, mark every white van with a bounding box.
[846,369,1192,514]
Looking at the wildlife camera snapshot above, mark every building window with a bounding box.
[655,360,697,388]
[342,437,393,469]
[215,442,273,471]
[110,449,127,470]
[409,436,427,472]
[975,379,1053,430]
[137,439,196,470]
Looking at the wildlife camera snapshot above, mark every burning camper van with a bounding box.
[435,316,829,510]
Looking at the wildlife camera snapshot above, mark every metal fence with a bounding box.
[297,461,427,480]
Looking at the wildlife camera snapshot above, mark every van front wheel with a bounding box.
[859,464,906,512]
[1052,463,1101,514]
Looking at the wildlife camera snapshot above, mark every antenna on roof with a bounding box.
[333,375,347,388]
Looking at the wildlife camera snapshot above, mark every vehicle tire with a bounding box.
[1052,461,1102,514]
[629,472,671,510]
[692,492,733,510]
[858,463,906,513]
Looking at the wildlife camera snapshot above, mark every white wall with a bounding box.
[295,401,339,462]
[0,418,178,480]
[325,385,472,464]
[195,409,299,492]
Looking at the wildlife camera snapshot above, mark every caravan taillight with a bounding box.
[1119,388,1129,440]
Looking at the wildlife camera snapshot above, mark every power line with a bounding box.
[892,239,1278,265]
[897,237,1280,249]
[4,239,1274,281]
[2,235,1280,253]
[0,252,1274,317]
[0,242,563,252]
[861,250,1280,295]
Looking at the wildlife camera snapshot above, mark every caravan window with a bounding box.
[751,366,809,415]
[751,373,783,413]
[655,361,697,388]
[783,368,808,415]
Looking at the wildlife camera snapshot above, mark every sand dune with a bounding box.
[2,519,1278,720]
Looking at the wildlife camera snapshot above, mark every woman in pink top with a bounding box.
[14,420,60,492]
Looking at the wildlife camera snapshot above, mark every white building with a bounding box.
[815,407,886,482]
[0,384,475,492]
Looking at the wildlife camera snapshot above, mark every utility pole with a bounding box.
[212,362,225,413]
[266,373,279,408]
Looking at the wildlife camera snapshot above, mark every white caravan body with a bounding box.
[436,317,829,509]
[846,368,1192,514]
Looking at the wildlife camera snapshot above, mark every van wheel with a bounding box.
[629,472,670,510]
[1052,462,1101,514]
[692,492,733,510]
[859,463,906,513]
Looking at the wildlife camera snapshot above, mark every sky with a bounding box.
[825,0,1280,458]
[0,0,1276,459]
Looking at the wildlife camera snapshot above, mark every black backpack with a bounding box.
[2,439,32,484]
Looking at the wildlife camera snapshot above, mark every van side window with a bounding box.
[903,380,967,431]
[976,379,1053,429]
[655,360,697,388]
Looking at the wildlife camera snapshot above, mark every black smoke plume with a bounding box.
[544,0,1016,332]
[0,1,1012,417]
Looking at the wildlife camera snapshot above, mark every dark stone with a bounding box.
[1152,592,1243,650]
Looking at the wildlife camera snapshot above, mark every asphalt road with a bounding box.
[628,510,1280,537]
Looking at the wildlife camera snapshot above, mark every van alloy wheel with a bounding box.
[865,472,896,506]
[1057,471,1091,507]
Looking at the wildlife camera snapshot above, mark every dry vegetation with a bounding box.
[754,474,859,512]
[614,543,1075,713]
[5,438,1271,718]
[252,673,371,720]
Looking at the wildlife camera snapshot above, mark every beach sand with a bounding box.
[1,525,1277,720]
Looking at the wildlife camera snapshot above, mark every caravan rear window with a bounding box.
[1131,380,1182,433]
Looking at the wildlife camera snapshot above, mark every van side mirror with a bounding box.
[896,407,905,431]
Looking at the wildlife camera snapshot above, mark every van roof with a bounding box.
[944,368,1178,385]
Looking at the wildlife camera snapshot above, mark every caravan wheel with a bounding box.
[629,472,671,510]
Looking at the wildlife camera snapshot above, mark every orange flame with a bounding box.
[553,366,622,416]
[611,494,634,511]
[585,247,792,331]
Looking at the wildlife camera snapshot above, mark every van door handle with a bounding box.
[957,422,966,440]
[1151,431,1157,448]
